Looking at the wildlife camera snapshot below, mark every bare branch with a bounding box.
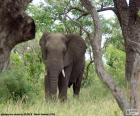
[66,6,115,20]
[66,7,86,14]
[97,7,116,12]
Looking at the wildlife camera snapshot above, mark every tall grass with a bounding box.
[0,51,124,116]
[0,86,123,116]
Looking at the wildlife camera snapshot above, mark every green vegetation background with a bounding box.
[0,1,125,116]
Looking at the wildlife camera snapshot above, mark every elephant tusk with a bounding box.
[62,69,65,78]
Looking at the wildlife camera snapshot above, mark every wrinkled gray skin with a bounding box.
[40,32,86,101]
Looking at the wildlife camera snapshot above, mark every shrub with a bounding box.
[0,67,34,102]
[82,61,96,87]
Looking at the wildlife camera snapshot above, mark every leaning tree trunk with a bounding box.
[81,0,140,115]
[0,0,35,71]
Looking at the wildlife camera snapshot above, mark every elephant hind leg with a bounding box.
[58,66,72,101]
[73,76,82,96]
[71,59,85,96]
[68,82,72,88]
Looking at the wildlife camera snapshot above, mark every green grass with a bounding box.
[0,86,123,116]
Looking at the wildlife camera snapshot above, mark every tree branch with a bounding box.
[113,0,129,27]
[64,14,89,35]
[66,6,116,20]
[97,6,116,12]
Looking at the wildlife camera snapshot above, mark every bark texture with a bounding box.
[113,0,140,114]
[0,0,35,71]
[81,0,140,115]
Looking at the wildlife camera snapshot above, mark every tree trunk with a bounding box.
[120,0,140,113]
[0,0,35,71]
[125,23,140,114]
[81,0,140,115]
[0,48,10,71]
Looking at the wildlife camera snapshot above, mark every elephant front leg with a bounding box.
[45,75,57,101]
[58,74,68,101]
[44,74,50,100]
[58,66,72,101]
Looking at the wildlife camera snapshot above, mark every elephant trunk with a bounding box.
[49,73,58,96]
[47,57,64,98]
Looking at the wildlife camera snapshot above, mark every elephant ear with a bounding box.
[39,32,49,47]
[63,35,73,67]
[39,32,49,62]
[64,49,73,67]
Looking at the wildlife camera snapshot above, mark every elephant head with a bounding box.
[40,32,70,97]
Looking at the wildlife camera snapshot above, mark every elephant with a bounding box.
[39,32,86,101]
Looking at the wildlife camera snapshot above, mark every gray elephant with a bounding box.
[39,32,86,101]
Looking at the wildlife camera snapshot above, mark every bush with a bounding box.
[10,44,44,97]
[0,67,34,102]
[104,44,126,87]
[82,61,96,87]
